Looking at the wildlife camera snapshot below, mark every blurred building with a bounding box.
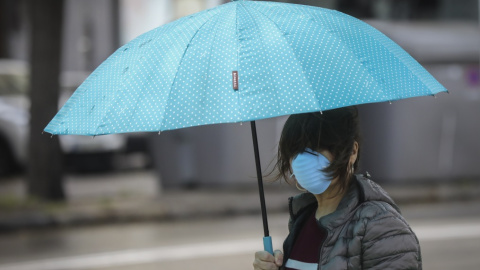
[274,0,479,21]
[120,0,224,45]
[1,0,478,72]
[358,21,480,183]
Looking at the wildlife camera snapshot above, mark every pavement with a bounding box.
[1,170,480,231]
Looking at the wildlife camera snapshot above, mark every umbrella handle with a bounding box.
[263,236,273,255]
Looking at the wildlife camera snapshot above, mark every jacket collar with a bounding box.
[289,174,399,230]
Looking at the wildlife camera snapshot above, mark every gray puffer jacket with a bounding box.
[282,174,422,270]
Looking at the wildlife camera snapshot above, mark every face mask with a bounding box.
[291,148,331,194]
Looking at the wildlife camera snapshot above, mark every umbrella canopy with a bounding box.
[45,0,446,136]
[44,0,447,254]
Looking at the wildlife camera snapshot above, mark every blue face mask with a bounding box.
[291,148,331,194]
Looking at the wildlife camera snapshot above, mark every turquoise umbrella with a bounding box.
[45,0,447,253]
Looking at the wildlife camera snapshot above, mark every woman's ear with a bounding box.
[350,141,359,164]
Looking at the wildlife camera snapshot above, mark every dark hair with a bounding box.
[273,106,361,193]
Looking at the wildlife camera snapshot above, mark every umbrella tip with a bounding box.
[42,131,54,138]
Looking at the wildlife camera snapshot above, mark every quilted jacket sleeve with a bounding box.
[361,201,422,270]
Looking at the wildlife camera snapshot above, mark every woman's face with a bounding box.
[289,148,338,194]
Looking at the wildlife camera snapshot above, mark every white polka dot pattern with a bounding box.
[45,0,447,135]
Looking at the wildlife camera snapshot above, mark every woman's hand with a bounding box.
[253,250,284,270]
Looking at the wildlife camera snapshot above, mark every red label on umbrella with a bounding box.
[232,71,238,90]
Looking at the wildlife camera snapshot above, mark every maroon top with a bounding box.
[285,211,326,270]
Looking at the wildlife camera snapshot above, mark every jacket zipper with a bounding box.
[317,225,329,270]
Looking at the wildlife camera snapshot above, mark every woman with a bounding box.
[253,107,421,270]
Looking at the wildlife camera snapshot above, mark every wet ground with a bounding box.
[0,200,479,270]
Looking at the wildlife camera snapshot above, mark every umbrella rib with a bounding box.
[249,5,319,109]
[159,11,224,131]
[239,2,273,107]
[203,10,225,123]
[239,3,293,117]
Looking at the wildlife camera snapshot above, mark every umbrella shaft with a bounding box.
[250,121,270,237]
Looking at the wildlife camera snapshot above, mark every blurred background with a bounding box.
[0,0,479,270]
